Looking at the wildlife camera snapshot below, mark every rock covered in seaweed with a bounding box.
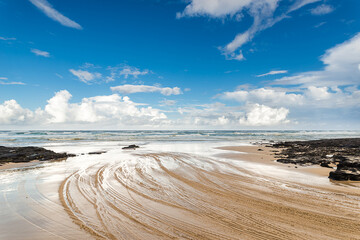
[272,138,360,181]
[122,144,140,150]
[0,146,75,165]
[329,160,360,181]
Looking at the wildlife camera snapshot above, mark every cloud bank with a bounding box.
[0,90,291,129]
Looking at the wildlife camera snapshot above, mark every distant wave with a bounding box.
[1,130,360,147]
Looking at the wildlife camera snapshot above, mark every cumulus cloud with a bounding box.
[310,4,334,15]
[222,87,304,106]
[178,0,321,60]
[239,104,289,126]
[222,85,360,109]
[0,90,294,128]
[256,70,288,77]
[274,33,360,87]
[0,100,35,124]
[177,102,290,127]
[44,90,167,124]
[29,0,82,29]
[31,48,50,57]
[0,90,168,127]
[111,84,182,96]
[177,103,243,126]
[69,69,102,84]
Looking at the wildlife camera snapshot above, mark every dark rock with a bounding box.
[320,161,332,168]
[257,148,264,151]
[272,138,360,181]
[329,160,360,181]
[88,151,107,155]
[0,146,75,165]
[122,144,140,150]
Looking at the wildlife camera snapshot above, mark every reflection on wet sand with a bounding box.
[60,152,360,239]
[1,146,360,240]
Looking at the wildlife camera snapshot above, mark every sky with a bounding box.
[0,0,359,130]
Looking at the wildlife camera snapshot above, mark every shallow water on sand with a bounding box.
[1,141,360,239]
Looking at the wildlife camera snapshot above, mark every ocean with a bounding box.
[1,130,360,147]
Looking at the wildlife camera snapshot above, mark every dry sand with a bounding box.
[1,145,360,239]
[217,145,334,177]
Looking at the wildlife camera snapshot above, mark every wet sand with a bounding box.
[0,160,41,170]
[1,144,360,239]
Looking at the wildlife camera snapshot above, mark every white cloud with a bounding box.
[274,33,360,87]
[0,77,25,85]
[44,91,167,124]
[310,4,334,15]
[178,0,253,18]
[288,0,321,12]
[225,50,245,61]
[239,104,289,126]
[0,90,168,127]
[0,36,16,41]
[0,100,35,124]
[29,0,82,29]
[119,66,149,79]
[106,65,149,82]
[69,69,102,84]
[55,73,63,79]
[222,85,360,109]
[256,70,288,77]
[179,0,321,60]
[68,64,152,84]
[222,87,304,106]
[111,84,182,96]
[305,86,330,100]
[314,21,326,28]
[177,102,290,127]
[160,99,177,106]
[31,48,50,57]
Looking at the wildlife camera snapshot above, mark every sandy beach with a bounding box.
[0,141,360,240]
[218,145,335,177]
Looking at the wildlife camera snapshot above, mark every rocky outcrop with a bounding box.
[122,144,140,150]
[0,146,75,165]
[88,151,107,155]
[329,160,360,181]
[272,138,360,181]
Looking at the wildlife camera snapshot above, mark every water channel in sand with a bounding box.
[1,141,360,239]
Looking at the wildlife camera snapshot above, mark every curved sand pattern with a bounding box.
[58,151,360,240]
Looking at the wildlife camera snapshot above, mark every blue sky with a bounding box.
[0,0,359,129]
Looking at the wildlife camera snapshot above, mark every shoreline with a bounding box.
[0,160,41,171]
[1,141,360,239]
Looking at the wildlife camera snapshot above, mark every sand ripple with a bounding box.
[58,152,360,240]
